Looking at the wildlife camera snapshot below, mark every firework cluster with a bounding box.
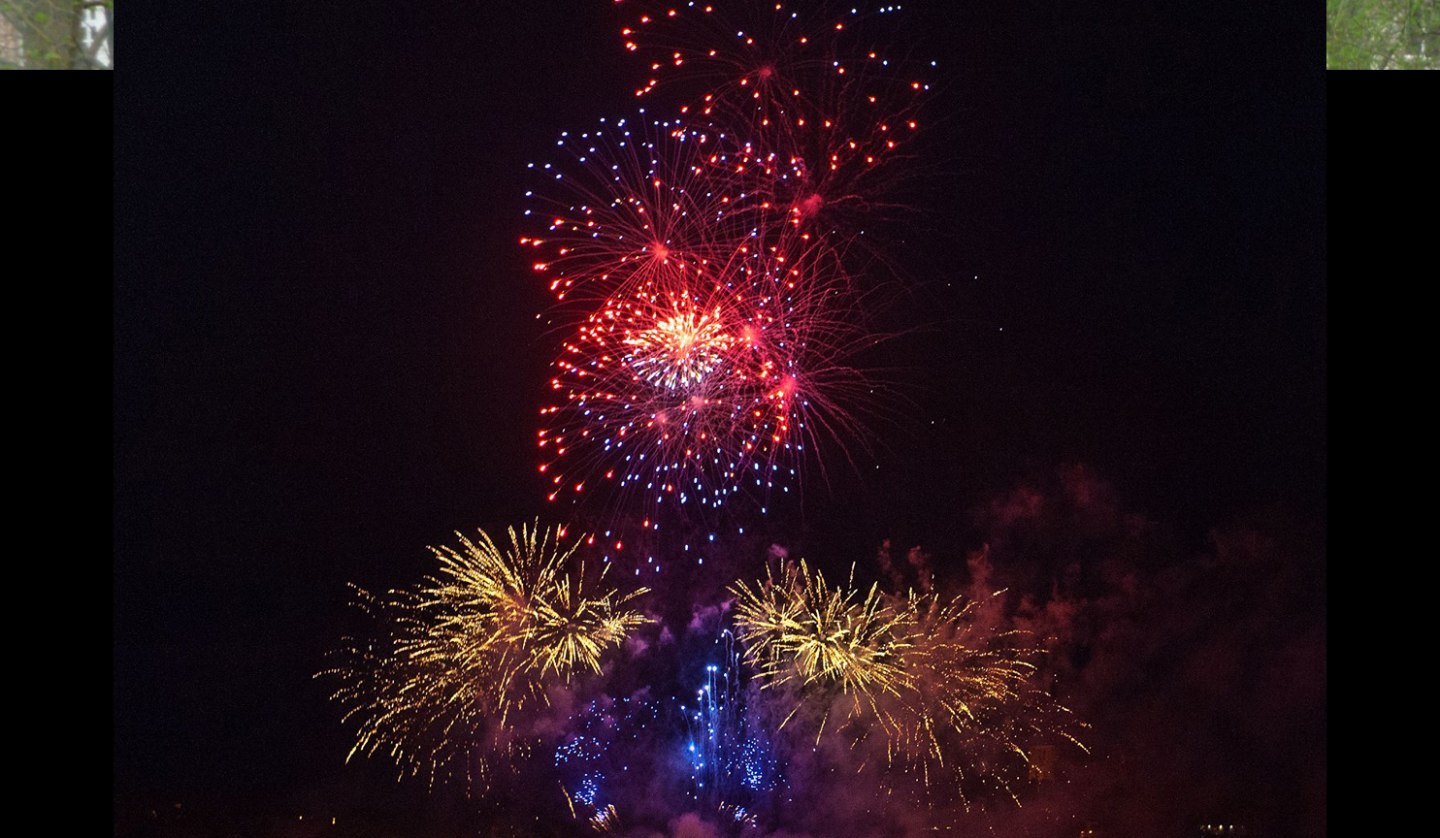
[323,521,1085,832]
[523,1,932,532]
[320,523,650,790]
[323,5,1094,832]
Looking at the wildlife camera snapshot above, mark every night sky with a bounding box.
[115,2,1324,836]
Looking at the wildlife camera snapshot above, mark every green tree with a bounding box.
[1329,0,1440,69]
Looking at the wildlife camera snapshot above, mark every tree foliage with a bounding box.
[1329,0,1440,69]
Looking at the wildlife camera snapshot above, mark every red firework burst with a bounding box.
[521,3,929,535]
[533,192,874,526]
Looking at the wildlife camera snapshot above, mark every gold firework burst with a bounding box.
[730,561,1088,807]
[318,522,651,792]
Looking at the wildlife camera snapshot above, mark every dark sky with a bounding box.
[115,1,1324,833]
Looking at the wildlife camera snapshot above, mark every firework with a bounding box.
[319,523,652,791]
[888,589,1091,806]
[612,1,934,241]
[527,118,889,531]
[320,585,499,789]
[613,2,930,142]
[425,525,652,686]
[681,630,779,817]
[522,0,934,536]
[730,561,1088,807]
[521,117,767,320]
[731,558,914,738]
[553,633,779,832]
[555,693,671,831]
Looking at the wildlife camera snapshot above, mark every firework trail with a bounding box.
[680,630,779,823]
[319,523,652,792]
[552,630,781,833]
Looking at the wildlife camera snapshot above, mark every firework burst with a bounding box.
[730,558,913,737]
[730,560,1089,808]
[522,0,933,537]
[319,523,652,791]
[527,119,889,530]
